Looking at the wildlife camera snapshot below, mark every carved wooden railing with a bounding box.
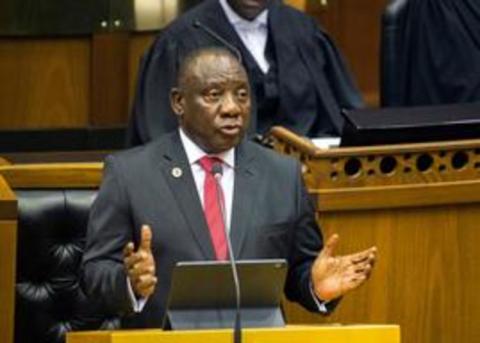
[269,126,480,211]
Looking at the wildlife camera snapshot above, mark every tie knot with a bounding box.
[198,156,222,173]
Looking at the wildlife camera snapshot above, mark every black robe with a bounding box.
[391,0,480,106]
[127,0,363,146]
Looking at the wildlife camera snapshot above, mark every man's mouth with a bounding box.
[219,124,242,136]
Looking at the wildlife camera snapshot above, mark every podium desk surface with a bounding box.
[67,324,400,343]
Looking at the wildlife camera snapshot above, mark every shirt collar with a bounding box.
[179,128,235,168]
[219,0,268,29]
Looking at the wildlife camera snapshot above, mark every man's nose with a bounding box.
[220,93,241,116]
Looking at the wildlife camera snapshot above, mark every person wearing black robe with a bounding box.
[383,0,480,106]
[127,0,363,146]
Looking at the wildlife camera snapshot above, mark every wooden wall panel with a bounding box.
[91,33,130,126]
[0,38,90,129]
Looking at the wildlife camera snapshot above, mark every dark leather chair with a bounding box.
[0,163,119,343]
[380,0,409,107]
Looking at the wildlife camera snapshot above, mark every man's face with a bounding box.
[171,53,251,154]
[227,0,271,20]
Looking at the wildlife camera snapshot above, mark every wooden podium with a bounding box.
[67,325,400,343]
[268,127,480,343]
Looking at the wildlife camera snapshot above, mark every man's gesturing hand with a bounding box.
[311,234,377,301]
[123,225,157,298]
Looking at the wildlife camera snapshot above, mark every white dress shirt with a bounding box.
[219,0,270,73]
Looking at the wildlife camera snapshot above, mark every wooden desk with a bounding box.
[269,126,480,343]
[67,325,400,343]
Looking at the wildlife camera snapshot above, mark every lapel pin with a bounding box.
[171,167,183,178]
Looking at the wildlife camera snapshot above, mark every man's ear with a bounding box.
[170,88,184,118]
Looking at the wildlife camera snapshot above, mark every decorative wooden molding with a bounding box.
[269,126,480,210]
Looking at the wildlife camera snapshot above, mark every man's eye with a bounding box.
[206,90,221,98]
[236,89,249,100]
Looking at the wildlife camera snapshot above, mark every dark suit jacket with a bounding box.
[82,132,327,328]
[127,0,363,146]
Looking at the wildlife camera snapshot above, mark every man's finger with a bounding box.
[139,225,153,252]
[123,242,135,258]
[137,275,158,288]
[124,252,145,269]
[348,246,377,264]
[352,260,372,274]
[128,263,155,278]
[320,233,339,258]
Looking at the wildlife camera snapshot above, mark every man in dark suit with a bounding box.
[127,0,363,146]
[82,47,376,328]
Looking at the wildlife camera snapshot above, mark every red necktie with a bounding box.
[198,156,228,260]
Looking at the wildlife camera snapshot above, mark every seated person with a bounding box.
[83,47,376,328]
[127,0,363,146]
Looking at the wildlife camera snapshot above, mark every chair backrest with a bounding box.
[0,163,120,343]
[380,0,409,106]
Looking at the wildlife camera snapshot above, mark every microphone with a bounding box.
[211,162,242,343]
[193,20,243,64]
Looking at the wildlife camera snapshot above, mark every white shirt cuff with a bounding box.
[127,277,148,312]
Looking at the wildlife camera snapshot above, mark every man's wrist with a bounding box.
[309,280,329,313]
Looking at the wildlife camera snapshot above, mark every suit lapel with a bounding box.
[230,141,258,258]
[157,133,216,259]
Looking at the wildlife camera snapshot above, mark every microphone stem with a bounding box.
[214,172,241,343]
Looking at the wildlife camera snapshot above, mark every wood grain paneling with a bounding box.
[0,38,90,129]
[285,205,480,343]
[91,33,130,126]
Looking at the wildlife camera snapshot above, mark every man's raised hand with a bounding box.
[123,225,157,298]
[311,233,377,301]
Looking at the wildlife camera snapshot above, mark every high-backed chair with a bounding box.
[0,163,119,343]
